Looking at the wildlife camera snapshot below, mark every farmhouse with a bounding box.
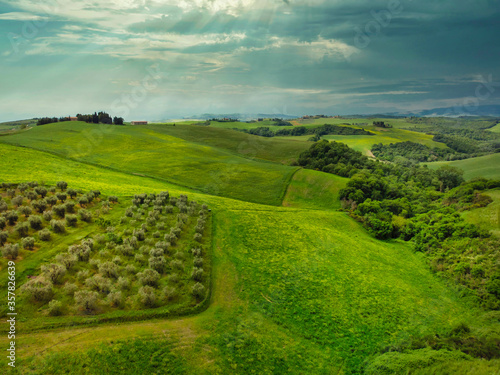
[131,121,148,125]
[69,117,78,121]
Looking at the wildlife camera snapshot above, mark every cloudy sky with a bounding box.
[0,0,499,121]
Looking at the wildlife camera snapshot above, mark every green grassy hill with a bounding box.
[0,127,499,374]
[462,189,500,237]
[0,122,300,206]
[424,153,500,180]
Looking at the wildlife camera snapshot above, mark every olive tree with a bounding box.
[11,195,24,207]
[137,286,156,307]
[65,214,78,227]
[55,253,77,270]
[63,283,78,296]
[38,229,51,241]
[0,231,8,246]
[98,261,119,278]
[53,204,66,218]
[42,210,52,221]
[41,263,67,284]
[56,181,68,191]
[19,206,32,218]
[50,219,65,233]
[2,243,19,260]
[15,222,30,238]
[47,300,63,316]
[0,217,5,230]
[149,256,166,273]
[137,268,160,287]
[192,282,206,300]
[6,211,19,226]
[28,215,42,230]
[74,290,99,312]
[108,291,123,307]
[22,277,53,301]
[22,236,35,250]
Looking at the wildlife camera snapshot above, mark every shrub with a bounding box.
[149,256,166,273]
[108,291,123,307]
[78,196,88,206]
[47,300,63,316]
[57,193,67,202]
[50,219,65,233]
[74,290,99,312]
[99,261,119,278]
[22,236,35,250]
[64,202,75,213]
[56,181,68,191]
[125,208,134,217]
[109,196,118,203]
[191,268,204,281]
[193,256,204,268]
[79,209,92,223]
[2,243,19,259]
[192,282,206,300]
[6,211,19,225]
[22,277,53,301]
[38,229,51,241]
[26,191,37,201]
[48,186,56,193]
[174,251,185,260]
[42,210,52,221]
[125,265,136,274]
[133,229,145,241]
[15,222,29,238]
[41,263,67,284]
[53,204,66,218]
[68,244,91,262]
[46,196,57,207]
[0,217,5,230]
[117,277,130,290]
[125,236,139,250]
[135,254,145,264]
[117,244,134,257]
[153,231,161,238]
[65,214,78,227]
[163,286,178,301]
[165,233,176,245]
[7,189,16,198]
[11,195,24,207]
[19,207,32,221]
[138,286,156,307]
[34,187,48,198]
[0,231,8,246]
[165,205,174,214]
[32,199,47,213]
[56,251,76,268]
[82,238,94,251]
[137,268,160,287]
[63,282,78,296]
[67,188,77,198]
[85,275,112,293]
[170,260,184,270]
[149,248,164,257]
[193,233,203,242]
[95,234,106,245]
[18,183,28,192]
[0,201,7,212]
[28,215,42,230]
[76,270,90,282]
[167,273,179,284]
[112,256,122,265]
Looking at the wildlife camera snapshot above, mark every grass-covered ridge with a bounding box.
[0,122,299,206]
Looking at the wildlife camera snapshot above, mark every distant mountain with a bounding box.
[187,113,298,121]
[408,105,500,117]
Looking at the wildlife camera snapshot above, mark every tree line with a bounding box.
[237,124,374,138]
[37,112,124,126]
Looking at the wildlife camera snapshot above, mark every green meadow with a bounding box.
[0,121,499,374]
[462,189,500,237]
[425,153,500,180]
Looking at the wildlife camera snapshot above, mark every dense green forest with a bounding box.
[298,140,500,309]
[238,123,373,138]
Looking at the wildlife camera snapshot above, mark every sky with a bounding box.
[0,0,499,121]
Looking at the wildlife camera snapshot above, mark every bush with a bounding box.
[56,193,67,202]
[42,210,53,221]
[191,267,204,281]
[170,259,184,270]
[99,261,119,278]
[149,248,164,257]
[135,254,145,264]
[22,277,53,301]
[47,300,63,316]
[137,268,160,287]
[138,286,156,307]
[125,265,136,274]
[0,201,7,213]
[65,214,78,227]
[79,209,92,223]
[50,219,65,233]
[22,236,35,250]
[174,251,185,260]
[108,291,123,307]
[67,188,77,198]
[0,231,8,246]
[55,253,77,270]
[46,196,57,207]
[85,275,112,293]
[192,282,206,300]
[109,196,118,203]
[11,195,24,207]
[38,229,51,241]
[2,243,19,259]
[32,199,47,213]
[193,233,203,242]
[68,244,91,262]
[134,229,145,241]
[149,256,166,273]
[41,263,67,284]
[168,273,179,284]
[64,202,75,213]
[53,204,66,218]
[163,286,178,301]
[74,290,99,312]
[78,197,88,206]
[15,222,29,238]
[76,270,90,282]
[63,282,78,296]
[193,256,203,268]
[0,217,5,230]
[28,215,43,230]
[6,211,19,225]
[117,277,130,290]
[56,181,68,191]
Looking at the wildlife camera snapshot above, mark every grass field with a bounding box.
[0,128,499,374]
[462,189,500,237]
[282,169,348,210]
[488,123,500,133]
[0,122,299,206]
[424,153,500,180]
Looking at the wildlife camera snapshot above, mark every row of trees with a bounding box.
[239,124,373,138]
[36,112,124,126]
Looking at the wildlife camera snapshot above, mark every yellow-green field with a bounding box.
[462,189,500,237]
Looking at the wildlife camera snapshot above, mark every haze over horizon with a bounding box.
[1,0,499,122]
